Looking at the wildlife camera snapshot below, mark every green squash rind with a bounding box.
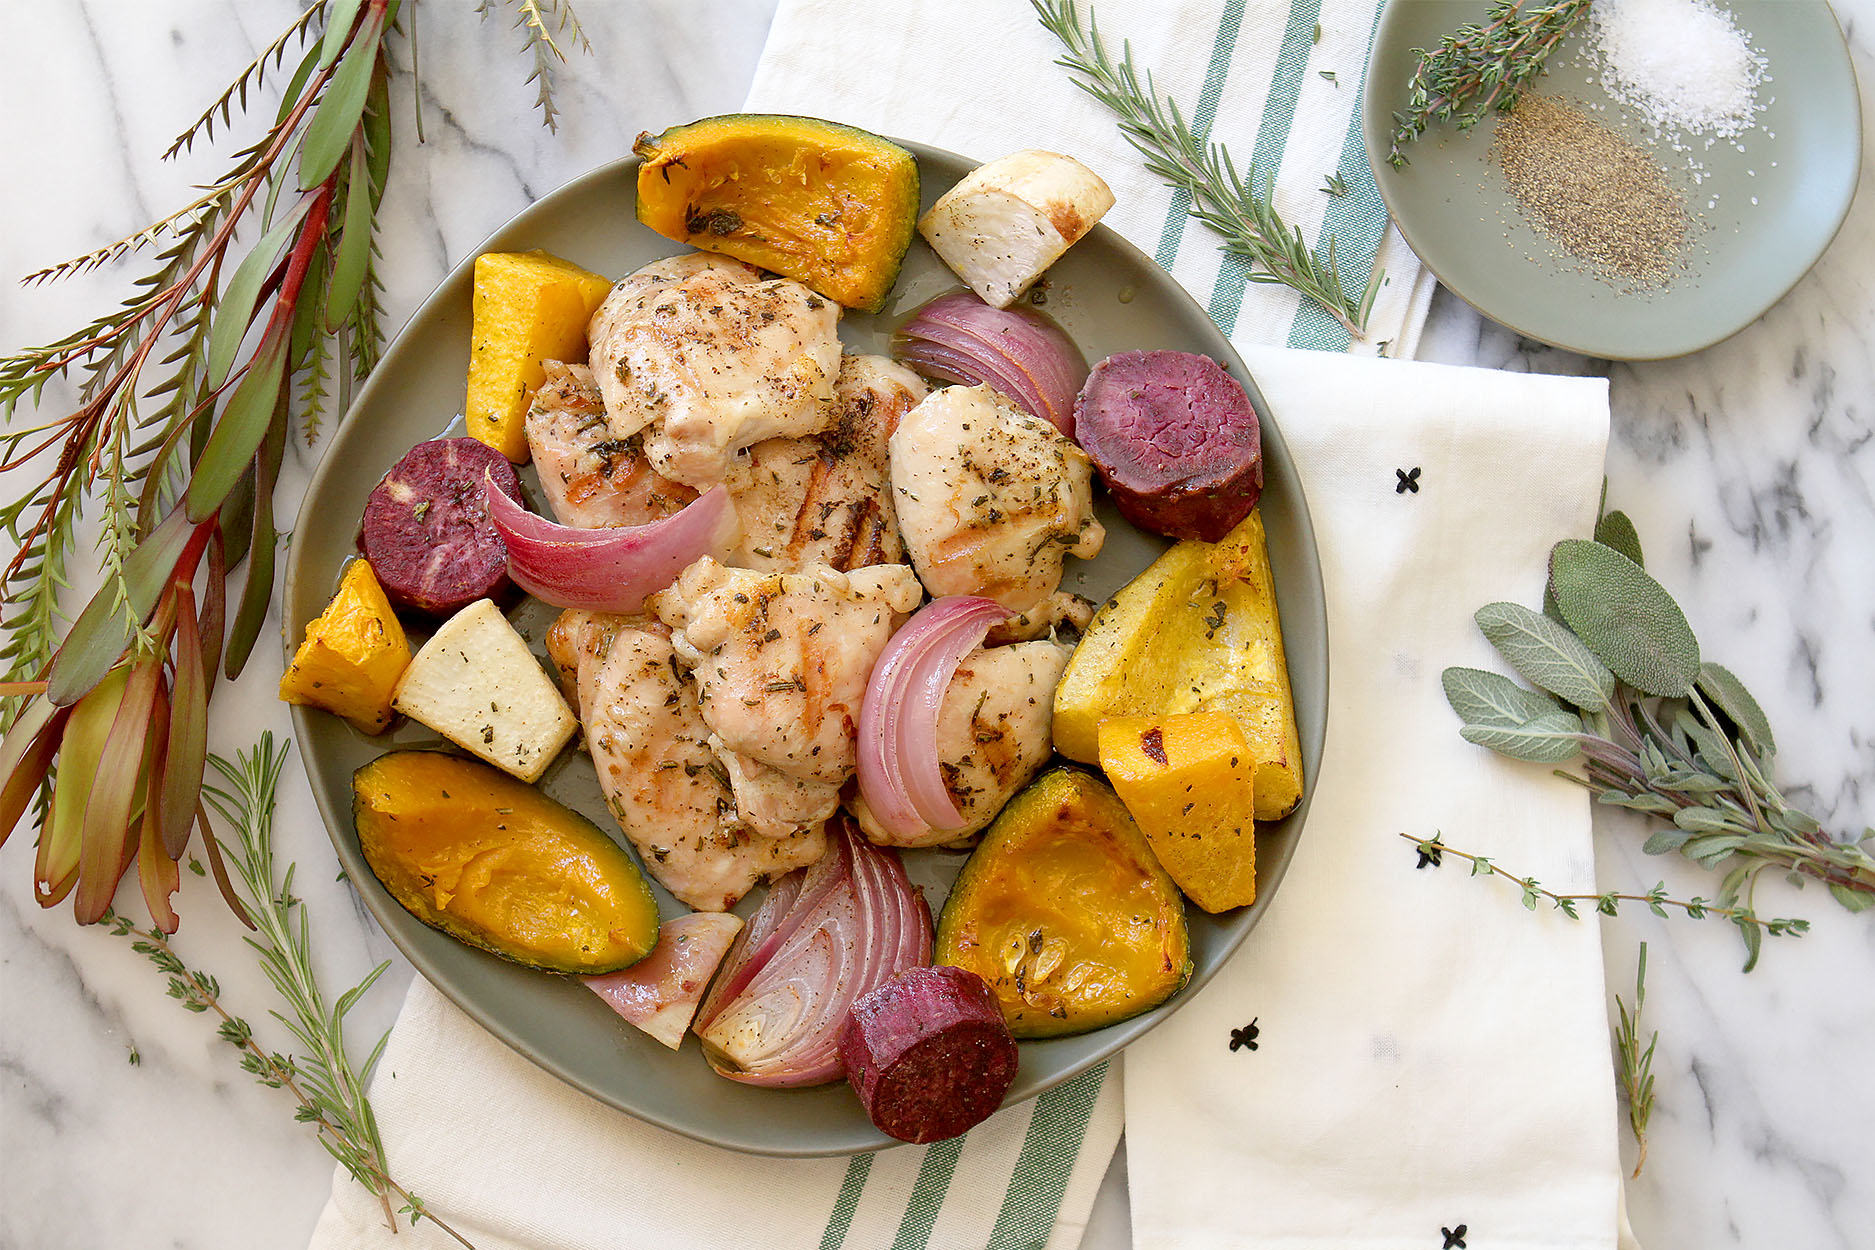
[935,766,1192,1039]
[352,751,660,976]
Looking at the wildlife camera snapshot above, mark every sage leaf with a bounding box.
[1675,708,1739,783]
[1736,914,1763,972]
[1673,808,1740,835]
[300,12,382,190]
[1460,711,1583,763]
[1475,601,1614,710]
[1594,509,1644,568]
[1697,662,1775,758]
[1642,829,1691,855]
[1549,539,1701,697]
[1442,666,1561,728]
[1829,884,1875,913]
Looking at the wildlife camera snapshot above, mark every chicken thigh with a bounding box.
[524,361,695,529]
[849,639,1071,848]
[549,608,824,911]
[587,253,843,487]
[890,384,1104,612]
[727,354,924,573]
[649,558,923,826]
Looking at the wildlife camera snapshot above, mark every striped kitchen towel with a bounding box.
[745,0,1436,357]
[307,978,1121,1250]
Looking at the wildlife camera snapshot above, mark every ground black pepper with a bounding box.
[1493,94,1690,287]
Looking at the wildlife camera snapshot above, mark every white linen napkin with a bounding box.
[1123,346,1633,1249]
[744,0,1436,357]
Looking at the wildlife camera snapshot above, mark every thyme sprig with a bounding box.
[1444,508,1873,969]
[1388,0,1592,167]
[1614,942,1657,1178]
[1033,0,1382,338]
[1402,833,1810,949]
[105,733,472,1245]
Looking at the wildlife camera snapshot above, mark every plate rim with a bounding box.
[1361,0,1864,361]
[285,139,1328,1155]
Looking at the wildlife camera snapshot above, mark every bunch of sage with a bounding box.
[1444,510,1875,969]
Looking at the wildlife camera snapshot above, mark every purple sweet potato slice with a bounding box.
[360,438,523,616]
[1073,350,1262,542]
[840,964,1018,1143]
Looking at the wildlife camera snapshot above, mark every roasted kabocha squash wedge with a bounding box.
[935,767,1191,1038]
[353,752,660,975]
[633,114,919,313]
[278,558,411,734]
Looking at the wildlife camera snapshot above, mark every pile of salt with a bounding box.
[1584,0,1766,141]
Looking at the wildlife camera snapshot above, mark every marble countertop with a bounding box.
[2,2,1871,1248]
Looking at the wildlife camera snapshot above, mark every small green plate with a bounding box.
[1364,0,1860,360]
[284,142,1327,1155]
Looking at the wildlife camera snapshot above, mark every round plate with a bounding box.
[285,142,1327,1155]
[1363,0,1860,360]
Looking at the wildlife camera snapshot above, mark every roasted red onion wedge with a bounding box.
[692,820,931,1087]
[585,912,745,1049]
[893,291,1086,435]
[857,596,1012,840]
[483,476,737,613]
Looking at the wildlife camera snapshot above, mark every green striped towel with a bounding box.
[308,980,1121,1249]
[745,0,1436,357]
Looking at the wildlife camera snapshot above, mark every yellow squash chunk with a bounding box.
[352,752,660,975]
[279,559,412,733]
[466,250,615,462]
[1054,509,1304,820]
[936,767,1190,1038]
[1099,714,1257,913]
[634,114,919,313]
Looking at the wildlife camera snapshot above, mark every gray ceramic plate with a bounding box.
[284,142,1327,1155]
[1364,0,1860,359]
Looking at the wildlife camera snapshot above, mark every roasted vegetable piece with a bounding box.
[1099,714,1258,913]
[585,911,745,1049]
[391,598,577,783]
[935,767,1190,1038]
[466,250,616,462]
[841,964,1019,1143]
[352,752,659,974]
[1054,509,1304,821]
[633,114,919,313]
[1074,350,1263,542]
[278,559,412,733]
[360,437,522,617]
[919,149,1114,308]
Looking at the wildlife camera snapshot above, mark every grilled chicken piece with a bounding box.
[890,384,1104,613]
[524,361,696,529]
[554,608,824,911]
[984,590,1096,645]
[649,558,923,793]
[850,639,1072,848]
[728,355,925,573]
[587,253,843,487]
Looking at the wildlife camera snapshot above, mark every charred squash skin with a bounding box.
[633,114,919,313]
[352,752,659,975]
[935,767,1191,1038]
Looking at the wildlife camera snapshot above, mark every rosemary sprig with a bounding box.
[104,733,472,1245]
[1614,942,1657,1178]
[1401,832,1810,953]
[1033,0,1382,338]
[1443,509,1874,969]
[479,0,592,132]
[1388,0,1592,167]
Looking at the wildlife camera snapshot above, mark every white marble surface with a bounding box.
[2,2,1872,1248]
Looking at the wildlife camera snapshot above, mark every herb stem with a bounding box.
[1401,832,1811,939]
